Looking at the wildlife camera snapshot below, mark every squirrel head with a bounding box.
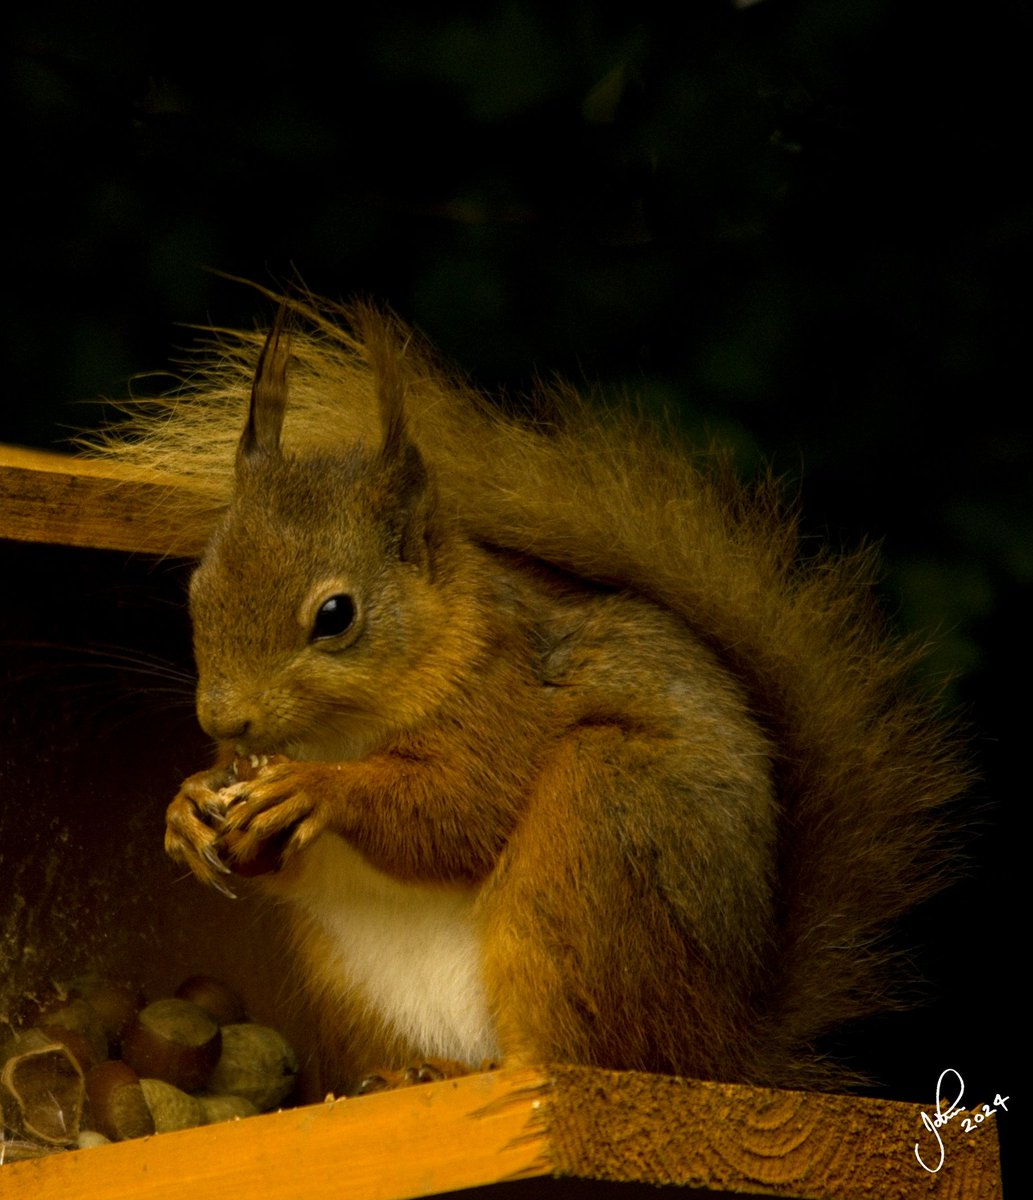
[188,309,458,760]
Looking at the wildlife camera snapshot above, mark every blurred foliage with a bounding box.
[2,0,1026,1115]
[5,3,1028,579]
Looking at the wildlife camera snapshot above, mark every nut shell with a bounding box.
[85,1060,154,1142]
[77,1129,112,1149]
[139,1077,206,1132]
[34,998,107,1065]
[207,1023,299,1111]
[122,998,221,1092]
[230,753,288,782]
[66,976,144,1053]
[197,1092,261,1123]
[174,975,246,1026]
[1,1032,84,1146]
[37,1023,102,1074]
[222,754,291,876]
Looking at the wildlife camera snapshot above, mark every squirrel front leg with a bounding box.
[197,741,529,886]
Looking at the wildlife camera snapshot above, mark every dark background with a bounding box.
[3,0,1023,1165]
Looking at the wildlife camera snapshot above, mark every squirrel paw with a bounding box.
[165,765,238,897]
[215,760,331,871]
[355,1058,475,1095]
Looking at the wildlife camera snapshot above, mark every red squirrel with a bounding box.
[92,292,965,1093]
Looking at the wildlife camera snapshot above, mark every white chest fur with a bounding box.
[286,834,500,1063]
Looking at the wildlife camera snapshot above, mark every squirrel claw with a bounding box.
[355,1073,391,1095]
[208,874,238,900]
[203,843,233,876]
[356,1059,473,1094]
[200,801,227,824]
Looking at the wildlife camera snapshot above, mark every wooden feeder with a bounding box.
[0,447,1003,1199]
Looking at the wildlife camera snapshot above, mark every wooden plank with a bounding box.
[0,1067,552,1200]
[0,445,218,557]
[546,1065,1002,1200]
[0,1066,1001,1200]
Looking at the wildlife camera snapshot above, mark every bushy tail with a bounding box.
[82,290,968,1084]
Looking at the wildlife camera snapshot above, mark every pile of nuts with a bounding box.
[1,974,298,1161]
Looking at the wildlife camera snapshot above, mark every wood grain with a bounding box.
[0,446,218,557]
[546,1065,1002,1199]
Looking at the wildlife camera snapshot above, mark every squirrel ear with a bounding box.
[382,441,434,568]
[239,305,291,464]
[362,309,436,566]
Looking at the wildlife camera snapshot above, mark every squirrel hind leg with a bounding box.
[479,723,773,1082]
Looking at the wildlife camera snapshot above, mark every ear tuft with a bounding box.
[240,304,292,464]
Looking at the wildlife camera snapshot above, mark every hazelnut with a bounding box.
[122,998,221,1092]
[197,1092,260,1123]
[221,830,290,876]
[174,975,246,1026]
[34,998,107,1065]
[221,754,291,876]
[207,1023,299,1111]
[139,1078,205,1132]
[85,1060,155,1142]
[66,975,144,1053]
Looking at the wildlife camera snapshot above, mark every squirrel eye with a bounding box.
[311,594,356,641]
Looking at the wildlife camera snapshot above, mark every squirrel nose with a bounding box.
[203,715,251,743]
[196,691,253,744]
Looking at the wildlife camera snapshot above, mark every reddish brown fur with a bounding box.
[87,292,966,1092]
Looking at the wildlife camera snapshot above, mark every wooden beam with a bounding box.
[1,1067,551,1200]
[0,1066,1002,1200]
[0,446,218,558]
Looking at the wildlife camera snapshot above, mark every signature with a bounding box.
[914,1068,1009,1174]
[914,1068,965,1173]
